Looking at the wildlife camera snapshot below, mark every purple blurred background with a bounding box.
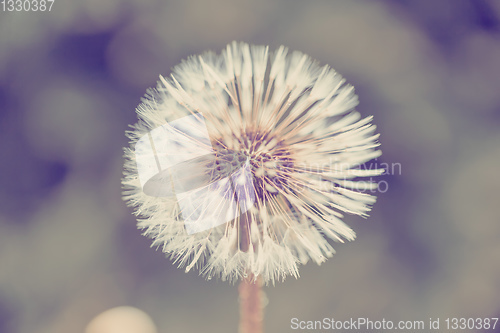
[1,1,500,332]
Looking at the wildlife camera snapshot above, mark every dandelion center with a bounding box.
[211,130,295,201]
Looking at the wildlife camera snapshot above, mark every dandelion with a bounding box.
[122,41,383,286]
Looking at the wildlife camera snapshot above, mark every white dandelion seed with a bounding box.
[122,41,383,285]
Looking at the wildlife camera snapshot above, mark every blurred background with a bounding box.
[1,0,500,332]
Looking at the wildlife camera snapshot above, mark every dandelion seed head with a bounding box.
[122,42,383,284]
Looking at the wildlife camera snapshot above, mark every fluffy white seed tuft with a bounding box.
[122,42,382,284]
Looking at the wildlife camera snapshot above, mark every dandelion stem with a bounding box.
[239,274,264,333]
